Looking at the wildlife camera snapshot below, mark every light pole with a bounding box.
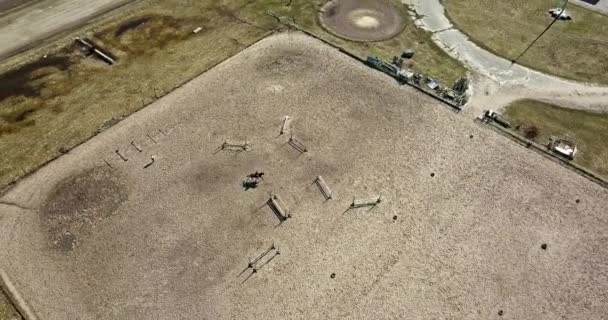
[511,0,569,65]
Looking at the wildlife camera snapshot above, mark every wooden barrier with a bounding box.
[280,116,290,135]
[249,242,276,268]
[351,195,382,208]
[221,140,252,151]
[240,242,280,281]
[268,194,289,221]
[288,135,308,153]
[130,141,143,152]
[315,176,333,200]
[146,133,157,143]
[115,149,127,161]
[75,37,116,65]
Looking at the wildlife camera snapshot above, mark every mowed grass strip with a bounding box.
[0,0,466,191]
[504,99,608,176]
[445,0,608,84]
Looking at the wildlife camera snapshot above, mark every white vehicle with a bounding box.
[549,138,577,159]
[548,8,572,20]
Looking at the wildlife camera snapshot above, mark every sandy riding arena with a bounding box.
[0,32,607,319]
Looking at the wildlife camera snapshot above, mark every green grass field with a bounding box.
[445,0,608,84]
[504,99,608,176]
[0,0,466,192]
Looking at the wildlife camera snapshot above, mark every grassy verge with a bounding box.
[0,0,466,191]
[445,0,608,84]
[504,99,608,176]
[0,290,21,320]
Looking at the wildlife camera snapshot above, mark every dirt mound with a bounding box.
[40,166,127,252]
[319,0,405,42]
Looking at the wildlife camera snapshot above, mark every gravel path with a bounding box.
[404,0,608,114]
[571,0,608,16]
[0,32,606,319]
[0,0,134,60]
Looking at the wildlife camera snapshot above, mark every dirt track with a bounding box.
[0,32,607,319]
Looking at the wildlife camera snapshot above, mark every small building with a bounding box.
[398,69,414,82]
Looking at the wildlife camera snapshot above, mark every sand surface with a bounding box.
[0,32,607,319]
[320,0,405,41]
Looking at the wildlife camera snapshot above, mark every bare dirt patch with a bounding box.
[0,52,77,135]
[40,166,127,252]
[319,0,405,41]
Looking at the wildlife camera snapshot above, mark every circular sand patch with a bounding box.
[352,12,380,29]
[320,0,405,42]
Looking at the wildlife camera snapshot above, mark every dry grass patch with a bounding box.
[504,99,608,176]
[445,0,608,84]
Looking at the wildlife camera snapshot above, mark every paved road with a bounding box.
[571,0,608,16]
[0,0,133,60]
[0,0,37,13]
[405,0,608,115]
